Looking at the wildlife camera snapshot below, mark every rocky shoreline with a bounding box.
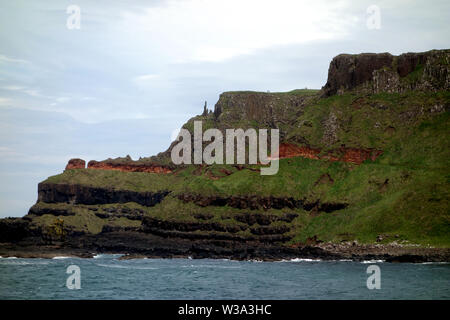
[1,235,448,263]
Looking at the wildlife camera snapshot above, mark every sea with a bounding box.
[0,254,449,299]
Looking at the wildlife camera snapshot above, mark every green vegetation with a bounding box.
[39,90,450,247]
[31,202,141,234]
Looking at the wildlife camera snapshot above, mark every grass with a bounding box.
[38,90,450,246]
[31,202,142,234]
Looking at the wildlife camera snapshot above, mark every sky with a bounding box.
[0,0,449,217]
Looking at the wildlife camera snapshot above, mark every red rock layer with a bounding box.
[278,144,320,160]
[65,158,86,170]
[66,143,381,175]
[278,143,382,165]
[87,160,173,174]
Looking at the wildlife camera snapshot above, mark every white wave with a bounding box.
[95,263,158,270]
[361,260,384,264]
[93,254,104,259]
[0,259,49,265]
[282,258,322,262]
[52,256,71,259]
[181,264,241,269]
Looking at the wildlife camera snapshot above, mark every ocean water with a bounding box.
[0,255,449,299]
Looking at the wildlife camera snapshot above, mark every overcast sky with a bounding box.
[0,0,449,217]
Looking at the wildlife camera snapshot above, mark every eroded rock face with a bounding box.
[64,157,174,174]
[177,193,347,212]
[0,218,35,242]
[278,143,321,160]
[322,52,394,96]
[87,160,173,173]
[65,158,86,170]
[278,143,382,164]
[141,216,293,243]
[37,183,170,207]
[322,49,450,96]
[211,91,316,132]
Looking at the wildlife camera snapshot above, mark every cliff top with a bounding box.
[321,49,450,96]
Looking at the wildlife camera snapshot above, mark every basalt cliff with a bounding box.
[1,49,449,262]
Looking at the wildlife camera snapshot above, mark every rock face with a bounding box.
[0,218,36,242]
[37,183,170,207]
[321,49,450,96]
[177,193,347,212]
[87,160,173,174]
[141,216,293,243]
[64,156,174,174]
[212,91,313,125]
[278,143,382,164]
[65,158,85,170]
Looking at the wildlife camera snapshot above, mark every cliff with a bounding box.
[1,49,449,261]
[321,49,450,96]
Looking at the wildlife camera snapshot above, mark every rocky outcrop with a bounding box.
[28,205,75,216]
[278,143,382,164]
[177,193,347,212]
[141,216,292,243]
[65,158,85,170]
[212,91,313,124]
[234,212,298,225]
[322,49,450,96]
[0,218,37,242]
[37,183,170,207]
[87,160,173,174]
[142,217,246,234]
[94,206,145,220]
[100,225,141,233]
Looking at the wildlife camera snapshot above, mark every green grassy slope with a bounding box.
[40,91,450,246]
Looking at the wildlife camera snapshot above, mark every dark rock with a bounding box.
[322,49,450,97]
[28,205,75,217]
[0,218,34,242]
[37,183,170,207]
[178,193,346,213]
[250,225,290,235]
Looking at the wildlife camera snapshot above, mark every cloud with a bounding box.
[0,85,25,91]
[0,54,30,64]
[120,0,358,62]
[55,97,71,103]
[0,146,21,158]
[133,74,160,83]
[0,97,12,106]
[24,89,42,97]
[132,74,164,89]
